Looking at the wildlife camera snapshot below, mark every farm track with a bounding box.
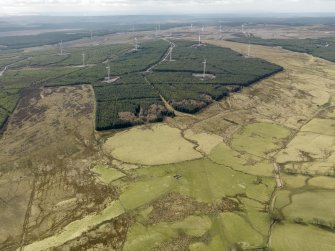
[0,66,8,77]
[145,38,175,73]
[0,57,32,77]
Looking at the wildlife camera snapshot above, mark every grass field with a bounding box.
[184,129,223,154]
[308,176,335,189]
[281,190,335,228]
[116,156,274,250]
[209,143,274,177]
[219,212,265,249]
[281,174,307,188]
[301,118,335,136]
[124,216,212,251]
[276,117,335,176]
[120,176,177,210]
[231,122,291,157]
[91,165,125,185]
[134,158,274,204]
[103,124,202,165]
[271,223,335,251]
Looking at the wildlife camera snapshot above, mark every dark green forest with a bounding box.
[0,39,282,130]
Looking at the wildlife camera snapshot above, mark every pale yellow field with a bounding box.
[301,118,335,136]
[282,191,335,226]
[276,132,335,163]
[92,165,125,184]
[103,124,202,165]
[231,122,291,157]
[308,176,335,189]
[271,223,335,251]
[209,143,274,177]
[281,174,307,188]
[219,212,264,249]
[184,129,223,154]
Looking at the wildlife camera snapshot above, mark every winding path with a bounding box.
[145,38,175,73]
[0,66,8,77]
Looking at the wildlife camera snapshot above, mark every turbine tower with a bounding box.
[242,24,245,33]
[198,33,201,45]
[247,43,251,58]
[202,26,205,32]
[82,52,85,66]
[106,65,110,81]
[203,58,207,77]
[90,30,93,40]
[59,40,63,55]
[169,47,172,62]
[134,37,139,51]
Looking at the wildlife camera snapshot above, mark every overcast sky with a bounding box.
[1,0,335,16]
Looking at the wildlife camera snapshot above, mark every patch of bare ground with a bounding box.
[55,214,131,251]
[148,192,215,224]
[118,103,170,126]
[148,192,240,224]
[21,162,118,247]
[152,235,191,251]
[0,85,96,164]
[0,85,119,250]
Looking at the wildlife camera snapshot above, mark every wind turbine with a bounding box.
[59,40,63,55]
[202,26,205,32]
[134,37,139,51]
[242,24,245,33]
[169,47,172,62]
[90,30,93,40]
[220,24,222,33]
[106,64,110,81]
[82,52,85,66]
[203,58,207,78]
[247,43,251,58]
[198,32,201,45]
